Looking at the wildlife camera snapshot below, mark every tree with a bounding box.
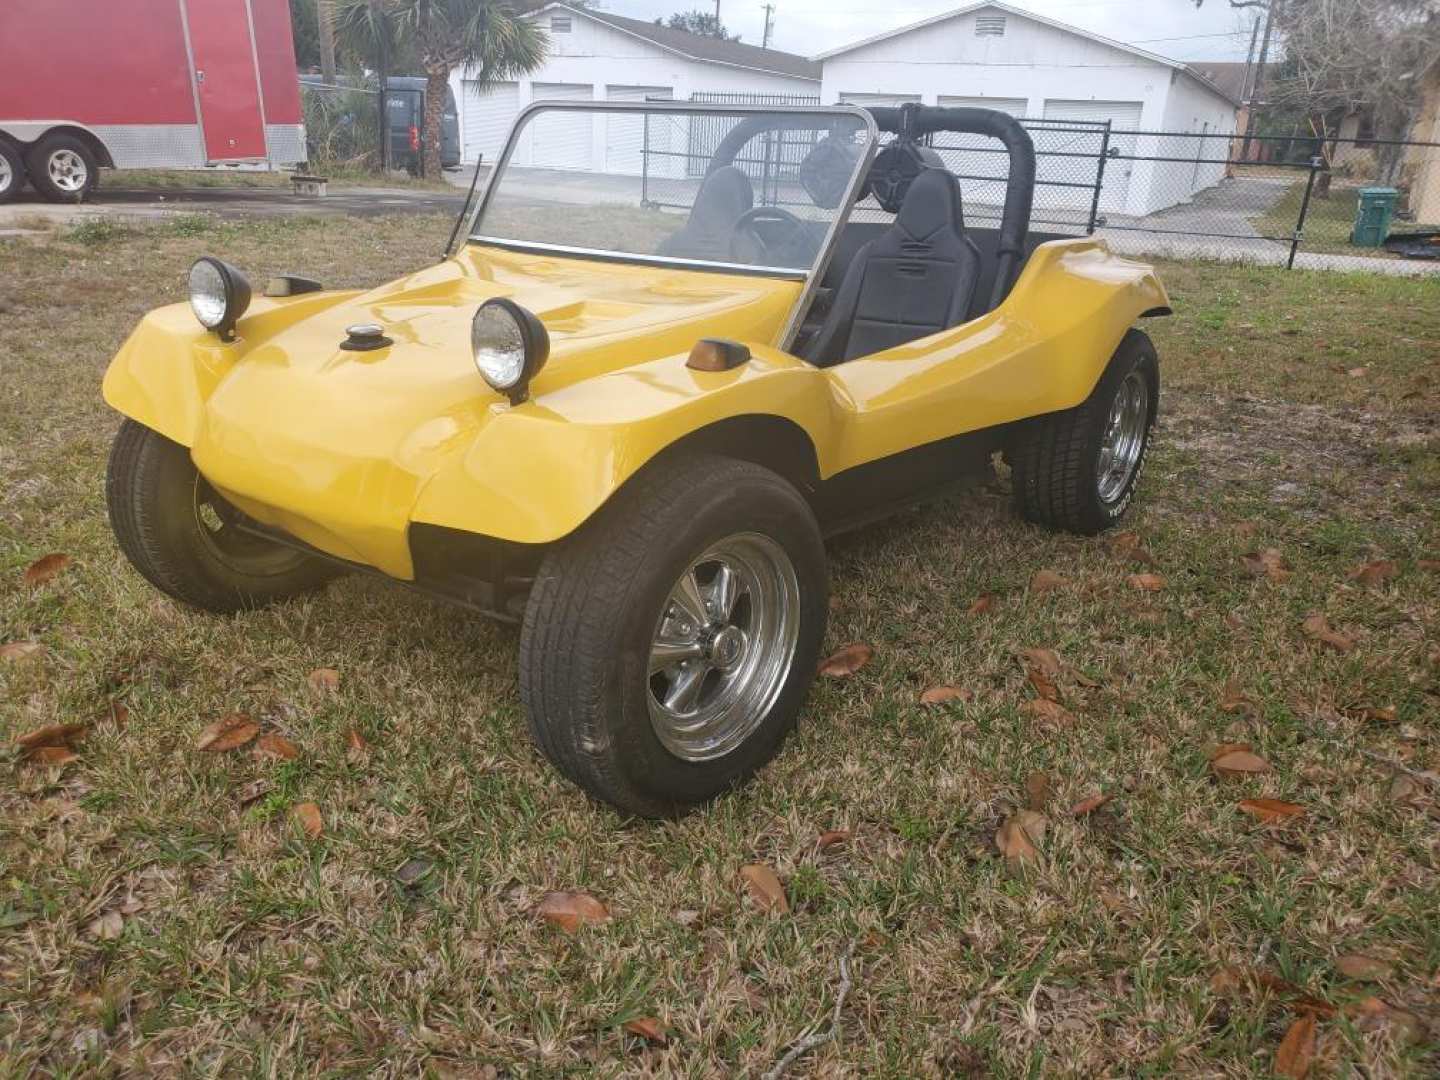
[658,10,741,40]
[290,0,321,70]
[335,0,546,178]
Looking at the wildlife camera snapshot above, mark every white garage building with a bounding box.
[451,3,820,169]
[815,2,1239,218]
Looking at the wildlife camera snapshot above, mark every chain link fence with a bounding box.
[298,80,383,172]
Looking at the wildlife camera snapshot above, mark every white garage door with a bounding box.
[934,97,1031,225]
[530,83,594,170]
[838,92,921,109]
[1041,99,1142,214]
[937,96,1027,116]
[605,85,674,175]
[461,80,518,164]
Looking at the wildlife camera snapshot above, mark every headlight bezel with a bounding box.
[188,256,252,341]
[471,297,549,404]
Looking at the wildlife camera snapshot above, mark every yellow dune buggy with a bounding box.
[103,102,1170,816]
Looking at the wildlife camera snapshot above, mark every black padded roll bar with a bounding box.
[868,104,1036,311]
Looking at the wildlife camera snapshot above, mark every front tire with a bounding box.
[26,134,98,203]
[519,454,828,817]
[1010,328,1159,534]
[106,420,339,613]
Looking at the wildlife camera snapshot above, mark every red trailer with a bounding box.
[0,0,305,203]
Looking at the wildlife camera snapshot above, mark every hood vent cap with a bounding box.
[341,323,392,352]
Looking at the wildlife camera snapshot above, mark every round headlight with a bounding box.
[188,257,251,340]
[472,298,549,403]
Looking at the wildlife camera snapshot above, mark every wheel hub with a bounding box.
[705,623,747,670]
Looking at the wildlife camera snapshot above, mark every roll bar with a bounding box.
[868,104,1036,311]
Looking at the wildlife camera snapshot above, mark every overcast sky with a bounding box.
[590,0,1263,63]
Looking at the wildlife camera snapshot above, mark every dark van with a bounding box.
[384,77,461,172]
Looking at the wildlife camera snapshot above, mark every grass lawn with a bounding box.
[1253,180,1440,258]
[108,167,459,194]
[2,218,1439,1075]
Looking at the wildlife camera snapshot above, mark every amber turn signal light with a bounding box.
[686,338,751,372]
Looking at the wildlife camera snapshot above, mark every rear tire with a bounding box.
[106,419,339,614]
[1010,329,1159,534]
[519,453,828,817]
[0,140,24,204]
[26,134,99,203]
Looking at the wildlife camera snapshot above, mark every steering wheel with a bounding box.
[729,206,810,265]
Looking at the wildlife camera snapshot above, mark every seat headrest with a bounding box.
[895,168,965,240]
[691,165,754,228]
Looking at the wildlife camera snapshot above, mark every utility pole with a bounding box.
[373,0,389,174]
[761,2,774,48]
[1235,13,1261,164]
[317,0,336,85]
[714,0,721,33]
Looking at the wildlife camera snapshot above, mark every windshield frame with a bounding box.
[460,100,879,348]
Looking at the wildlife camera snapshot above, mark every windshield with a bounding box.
[468,104,873,276]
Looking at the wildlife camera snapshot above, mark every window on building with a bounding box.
[975,14,1006,36]
[551,14,572,32]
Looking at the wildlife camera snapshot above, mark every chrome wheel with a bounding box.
[647,532,800,762]
[0,155,12,194]
[1096,370,1149,503]
[47,149,88,193]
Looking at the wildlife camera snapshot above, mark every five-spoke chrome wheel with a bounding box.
[647,532,800,762]
[46,148,89,194]
[1096,369,1149,503]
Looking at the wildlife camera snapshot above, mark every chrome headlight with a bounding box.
[188,257,251,340]
[472,298,549,404]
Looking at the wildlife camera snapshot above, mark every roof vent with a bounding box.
[551,14,572,32]
[975,14,1006,36]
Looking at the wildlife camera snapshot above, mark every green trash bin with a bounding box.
[1351,186,1400,247]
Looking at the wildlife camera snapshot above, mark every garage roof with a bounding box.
[527,3,821,82]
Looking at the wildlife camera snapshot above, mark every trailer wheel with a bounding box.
[0,140,24,204]
[27,134,99,203]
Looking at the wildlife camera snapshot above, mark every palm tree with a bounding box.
[336,0,546,178]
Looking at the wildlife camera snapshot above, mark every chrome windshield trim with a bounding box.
[468,237,809,279]
[457,100,879,351]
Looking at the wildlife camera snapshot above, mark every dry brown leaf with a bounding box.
[1110,530,1143,555]
[622,1017,667,1044]
[996,809,1046,864]
[1030,569,1069,593]
[1238,798,1304,824]
[1212,749,1271,777]
[1024,699,1075,725]
[15,723,88,751]
[25,746,79,767]
[1020,648,1062,677]
[0,641,44,663]
[1342,703,1395,723]
[345,728,369,755]
[966,593,996,616]
[536,890,611,932]
[1220,679,1255,715]
[196,713,259,753]
[1027,669,1060,702]
[1024,771,1051,812]
[1301,613,1355,653]
[1347,996,1425,1045]
[23,553,71,586]
[817,643,872,677]
[254,732,300,761]
[816,829,851,851]
[307,667,341,694]
[87,911,123,941]
[292,801,323,838]
[1418,558,1440,573]
[919,685,971,705]
[1274,1014,1316,1079]
[738,864,789,914]
[1071,792,1113,816]
[1335,954,1392,981]
[1213,966,1337,1017]
[236,778,272,807]
[1234,521,1260,538]
[101,700,129,729]
[1241,548,1292,583]
[1127,573,1166,591]
[1348,560,1398,587]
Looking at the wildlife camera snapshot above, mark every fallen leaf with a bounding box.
[1347,366,1368,378]
[1347,996,1425,1045]
[292,801,323,838]
[253,732,299,761]
[25,746,79,767]
[919,685,971,705]
[1024,699,1075,725]
[1030,569,1069,593]
[0,642,44,663]
[395,858,432,886]
[1020,648,1062,677]
[816,829,851,851]
[1342,703,1395,723]
[1301,613,1355,653]
[738,864,789,914]
[1418,558,1440,573]
[996,809,1046,864]
[1071,792,1113,816]
[1238,798,1304,824]
[101,700,129,729]
[1389,775,1419,802]
[1220,679,1255,715]
[1233,521,1260,538]
[1024,770,1051,812]
[1027,668,1060,702]
[87,911,123,941]
[196,713,259,753]
[622,1017,667,1044]
[1274,1014,1316,1079]
[1241,548,1292,583]
[536,890,610,932]
[1127,573,1166,591]
[966,593,996,616]
[307,668,341,694]
[235,778,272,807]
[1335,954,1392,981]
[817,643,872,677]
[1212,749,1271,777]
[23,553,71,586]
[15,723,87,751]
[1348,560,1398,587]
[345,728,369,755]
